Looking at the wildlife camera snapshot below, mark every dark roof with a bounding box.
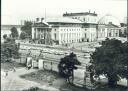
[63,12,97,16]
[32,22,49,27]
[105,23,120,28]
[120,23,127,27]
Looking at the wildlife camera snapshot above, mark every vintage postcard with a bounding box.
[1,0,127,91]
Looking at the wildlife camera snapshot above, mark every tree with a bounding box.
[20,32,27,40]
[58,52,81,83]
[21,21,32,38]
[10,27,19,38]
[119,41,128,86]
[1,38,20,62]
[3,34,7,39]
[90,38,125,87]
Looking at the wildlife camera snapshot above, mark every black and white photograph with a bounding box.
[1,0,128,91]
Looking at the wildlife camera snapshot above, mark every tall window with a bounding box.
[83,18,85,21]
[85,34,86,38]
[54,33,56,40]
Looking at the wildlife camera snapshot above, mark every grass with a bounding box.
[20,70,60,85]
[59,83,128,91]
[94,85,128,91]
[22,87,49,91]
[20,70,128,91]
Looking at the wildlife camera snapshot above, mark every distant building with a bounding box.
[120,23,127,37]
[97,14,121,40]
[1,25,22,42]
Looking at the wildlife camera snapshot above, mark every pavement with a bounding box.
[1,67,59,91]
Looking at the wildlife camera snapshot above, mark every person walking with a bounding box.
[5,71,8,78]
[13,67,16,72]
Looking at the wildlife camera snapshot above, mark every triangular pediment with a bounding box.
[33,22,49,27]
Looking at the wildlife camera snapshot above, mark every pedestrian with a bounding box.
[5,71,8,78]
[13,67,16,72]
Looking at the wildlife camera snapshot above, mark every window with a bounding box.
[88,17,89,22]
[83,18,85,21]
[54,33,56,40]
[85,34,86,38]
[61,34,63,40]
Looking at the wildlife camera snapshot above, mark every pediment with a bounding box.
[33,22,49,27]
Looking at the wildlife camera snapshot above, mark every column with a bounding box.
[32,27,35,39]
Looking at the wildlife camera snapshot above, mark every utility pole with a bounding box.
[126,24,128,42]
[45,8,46,21]
[126,17,128,42]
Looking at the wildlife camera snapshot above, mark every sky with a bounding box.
[1,0,127,25]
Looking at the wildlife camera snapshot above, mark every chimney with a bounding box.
[109,22,112,24]
[36,18,39,22]
[89,10,90,13]
[41,18,44,22]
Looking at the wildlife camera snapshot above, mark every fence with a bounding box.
[43,60,59,72]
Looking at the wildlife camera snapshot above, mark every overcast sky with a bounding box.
[1,0,127,24]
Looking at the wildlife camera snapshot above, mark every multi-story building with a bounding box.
[120,23,127,37]
[32,17,84,45]
[97,14,121,40]
[31,12,121,45]
[63,11,98,42]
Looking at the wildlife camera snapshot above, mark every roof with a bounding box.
[105,23,120,28]
[98,14,120,26]
[63,12,97,16]
[45,17,83,24]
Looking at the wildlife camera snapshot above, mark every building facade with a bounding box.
[63,11,98,42]
[32,17,84,45]
[31,12,121,45]
[97,15,121,40]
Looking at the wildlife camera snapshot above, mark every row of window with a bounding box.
[60,33,81,38]
[72,16,97,22]
[61,39,81,43]
[60,28,81,31]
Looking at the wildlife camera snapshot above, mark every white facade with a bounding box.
[32,19,84,45]
[31,13,121,45]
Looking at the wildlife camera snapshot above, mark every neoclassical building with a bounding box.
[32,17,84,45]
[31,12,121,45]
[63,12,98,42]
